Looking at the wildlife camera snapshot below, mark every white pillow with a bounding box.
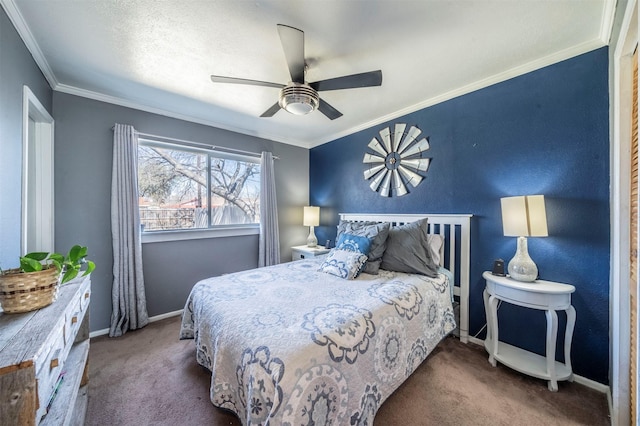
[427,234,444,266]
[318,249,368,280]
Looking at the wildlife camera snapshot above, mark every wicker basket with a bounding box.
[0,266,61,313]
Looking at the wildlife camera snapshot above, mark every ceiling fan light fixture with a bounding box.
[279,84,319,115]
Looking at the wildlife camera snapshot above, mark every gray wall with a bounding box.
[0,8,52,268]
[52,92,309,332]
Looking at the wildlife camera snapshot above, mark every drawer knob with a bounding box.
[71,316,78,324]
[50,349,61,369]
[84,292,90,299]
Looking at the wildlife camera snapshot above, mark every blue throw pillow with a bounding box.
[335,233,372,256]
[336,221,390,274]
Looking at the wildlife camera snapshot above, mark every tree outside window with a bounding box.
[137,141,260,231]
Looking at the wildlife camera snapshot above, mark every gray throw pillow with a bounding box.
[337,220,390,274]
[381,218,439,277]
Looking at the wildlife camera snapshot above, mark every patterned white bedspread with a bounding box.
[180,256,456,425]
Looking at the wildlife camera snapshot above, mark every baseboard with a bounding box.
[468,336,485,346]
[466,337,611,395]
[149,309,184,323]
[89,309,184,338]
[573,374,611,394]
[607,389,613,426]
[89,328,108,338]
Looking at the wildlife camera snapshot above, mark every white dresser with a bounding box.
[0,275,91,425]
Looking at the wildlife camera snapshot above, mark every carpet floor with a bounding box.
[86,316,609,425]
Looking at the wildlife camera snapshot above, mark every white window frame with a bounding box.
[138,138,260,244]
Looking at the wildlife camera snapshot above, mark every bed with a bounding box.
[180,213,471,425]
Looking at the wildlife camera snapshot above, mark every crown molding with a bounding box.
[599,0,618,44]
[58,36,607,151]
[54,84,310,148]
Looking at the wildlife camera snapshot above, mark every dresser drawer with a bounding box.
[80,283,91,313]
[64,297,81,346]
[35,324,66,422]
[64,279,90,346]
[291,246,330,261]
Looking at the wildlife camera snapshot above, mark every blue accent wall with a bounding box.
[310,47,609,384]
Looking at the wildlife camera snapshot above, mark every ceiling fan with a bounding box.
[210,24,383,120]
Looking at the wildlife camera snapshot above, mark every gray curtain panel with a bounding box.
[258,151,280,267]
[110,123,149,337]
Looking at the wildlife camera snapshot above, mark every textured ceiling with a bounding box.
[3,0,614,148]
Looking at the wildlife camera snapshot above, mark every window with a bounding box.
[137,140,260,232]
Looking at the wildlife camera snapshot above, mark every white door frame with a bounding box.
[22,86,54,255]
[610,1,638,424]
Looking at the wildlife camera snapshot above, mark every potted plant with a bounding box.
[18,245,96,284]
[0,245,95,313]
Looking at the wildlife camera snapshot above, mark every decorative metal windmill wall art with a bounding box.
[363,123,431,197]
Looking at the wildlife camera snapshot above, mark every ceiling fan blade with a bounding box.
[277,24,305,84]
[318,99,343,120]
[310,70,382,91]
[211,75,284,89]
[260,102,282,117]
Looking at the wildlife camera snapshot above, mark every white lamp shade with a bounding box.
[501,195,548,237]
[303,206,320,227]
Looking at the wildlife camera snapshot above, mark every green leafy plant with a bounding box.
[16,245,95,284]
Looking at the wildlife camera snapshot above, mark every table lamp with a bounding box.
[303,206,320,247]
[500,195,548,282]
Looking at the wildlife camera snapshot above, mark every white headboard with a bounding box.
[339,213,472,343]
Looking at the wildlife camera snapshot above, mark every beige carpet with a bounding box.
[86,316,609,425]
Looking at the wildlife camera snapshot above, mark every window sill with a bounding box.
[141,225,259,244]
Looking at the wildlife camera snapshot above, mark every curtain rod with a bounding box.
[111,127,279,160]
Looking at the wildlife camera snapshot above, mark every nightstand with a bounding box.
[482,271,576,391]
[291,245,330,261]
